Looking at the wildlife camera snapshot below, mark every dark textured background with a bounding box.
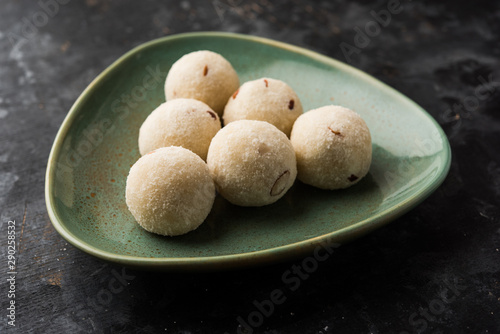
[1,0,500,333]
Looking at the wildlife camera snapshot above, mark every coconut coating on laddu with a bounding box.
[207,120,297,207]
[223,78,303,137]
[138,98,221,160]
[165,50,239,116]
[290,105,372,190]
[126,146,215,236]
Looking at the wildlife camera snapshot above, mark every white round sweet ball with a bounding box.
[138,98,221,160]
[165,50,239,116]
[223,78,303,137]
[126,146,215,236]
[290,105,372,190]
[207,120,297,207]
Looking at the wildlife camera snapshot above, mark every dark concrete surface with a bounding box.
[1,0,499,333]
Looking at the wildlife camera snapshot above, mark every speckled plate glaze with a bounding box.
[45,32,451,271]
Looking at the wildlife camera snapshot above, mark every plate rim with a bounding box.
[45,31,452,271]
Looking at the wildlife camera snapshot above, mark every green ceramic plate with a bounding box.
[45,32,451,271]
